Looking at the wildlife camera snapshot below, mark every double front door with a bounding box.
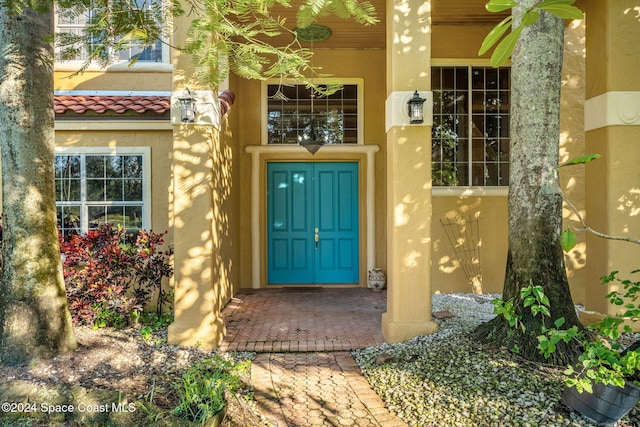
[267,162,359,284]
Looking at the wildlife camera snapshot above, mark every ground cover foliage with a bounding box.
[354,294,640,427]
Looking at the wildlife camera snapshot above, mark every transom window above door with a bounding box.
[432,66,511,187]
[266,83,359,145]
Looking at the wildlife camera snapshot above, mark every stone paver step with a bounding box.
[220,288,406,426]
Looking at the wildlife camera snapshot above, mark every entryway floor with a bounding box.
[219,287,387,353]
[219,287,408,426]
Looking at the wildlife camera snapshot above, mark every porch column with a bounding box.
[167,16,226,349]
[382,0,438,342]
[584,1,640,314]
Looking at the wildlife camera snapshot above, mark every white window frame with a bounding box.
[54,146,152,234]
[261,78,364,145]
[53,2,171,69]
[431,61,511,188]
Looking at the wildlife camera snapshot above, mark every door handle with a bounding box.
[314,227,319,250]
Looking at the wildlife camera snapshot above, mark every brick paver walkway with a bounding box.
[220,288,408,426]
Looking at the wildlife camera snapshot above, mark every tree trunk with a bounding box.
[474,4,583,365]
[0,7,78,366]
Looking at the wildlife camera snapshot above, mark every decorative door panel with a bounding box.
[267,162,359,284]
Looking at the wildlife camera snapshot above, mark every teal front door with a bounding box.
[267,162,359,284]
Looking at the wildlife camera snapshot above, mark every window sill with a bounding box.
[432,187,508,197]
[55,120,172,131]
[55,61,172,73]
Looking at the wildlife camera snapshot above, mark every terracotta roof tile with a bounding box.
[219,90,236,117]
[54,95,171,115]
[54,91,236,117]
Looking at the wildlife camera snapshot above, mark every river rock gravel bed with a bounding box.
[353,293,640,427]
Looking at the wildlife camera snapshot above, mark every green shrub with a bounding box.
[494,271,640,394]
[61,223,173,328]
[565,270,640,393]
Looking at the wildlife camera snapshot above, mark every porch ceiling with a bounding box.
[262,0,507,49]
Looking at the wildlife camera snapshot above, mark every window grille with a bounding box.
[55,152,148,236]
[432,66,510,186]
[267,84,359,145]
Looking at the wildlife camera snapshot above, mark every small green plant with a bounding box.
[492,283,580,357]
[139,326,153,340]
[520,285,580,359]
[139,311,174,329]
[537,317,580,360]
[492,284,553,327]
[495,271,640,394]
[137,312,173,343]
[492,296,522,331]
[172,355,249,425]
[93,307,127,329]
[563,270,640,393]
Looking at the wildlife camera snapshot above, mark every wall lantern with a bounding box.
[178,88,197,123]
[407,90,426,124]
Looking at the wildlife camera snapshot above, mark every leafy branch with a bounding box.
[479,0,584,67]
[54,0,379,89]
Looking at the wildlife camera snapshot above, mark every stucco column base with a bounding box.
[381,313,438,344]
[167,314,226,350]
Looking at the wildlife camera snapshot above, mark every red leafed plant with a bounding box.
[60,223,173,327]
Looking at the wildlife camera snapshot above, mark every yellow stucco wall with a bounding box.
[560,19,587,305]
[168,124,237,349]
[432,24,496,60]
[166,20,241,348]
[54,64,172,92]
[383,0,438,342]
[583,1,640,314]
[431,194,507,295]
[586,126,640,314]
[585,1,640,98]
